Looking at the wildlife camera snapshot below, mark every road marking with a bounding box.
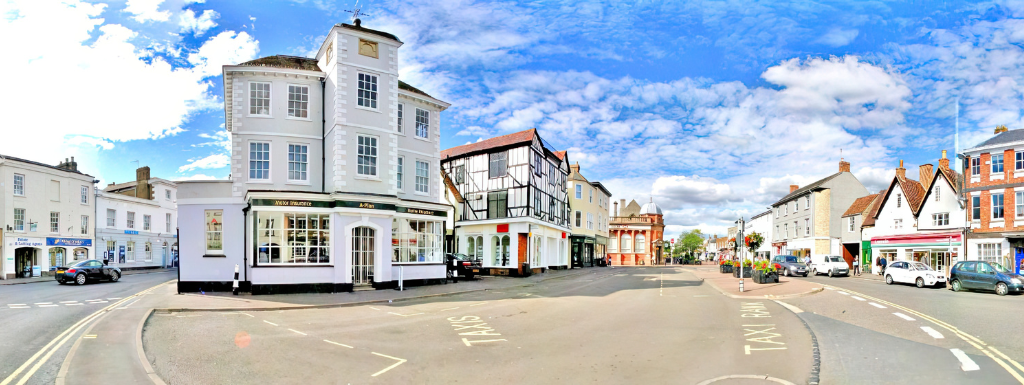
[34,302,52,305]
[59,301,78,304]
[324,339,353,349]
[38,304,58,308]
[118,299,139,309]
[850,296,866,301]
[837,291,850,295]
[106,297,121,300]
[288,329,307,336]
[8,304,26,306]
[388,312,424,317]
[773,300,803,314]
[951,349,981,371]
[368,307,381,311]
[439,307,460,311]
[263,320,278,326]
[893,312,916,321]
[989,346,1024,375]
[693,295,709,297]
[469,302,488,307]
[64,303,83,306]
[825,287,836,290]
[81,335,97,339]
[462,338,507,346]
[370,352,407,377]
[8,305,29,309]
[921,326,944,339]
[869,302,886,309]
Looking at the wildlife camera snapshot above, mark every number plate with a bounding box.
[56,270,65,274]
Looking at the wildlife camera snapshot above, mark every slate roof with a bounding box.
[338,21,401,42]
[591,181,612,197]
[771,172,842,207]
[970,128,1024,149]
[842,194,879,217]
[441,128,537,160]
[859,190,887,228]
[0,154,92,177]
[235,55,433,99]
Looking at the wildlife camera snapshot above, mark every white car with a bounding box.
[885,261,945,288]
[811,255,850,277]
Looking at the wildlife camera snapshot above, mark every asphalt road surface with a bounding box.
[0,271,176,385]
[145,267,815,384]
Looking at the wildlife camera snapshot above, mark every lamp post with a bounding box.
[736,217,746,292]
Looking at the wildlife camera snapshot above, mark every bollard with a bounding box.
[232,264,240,295]
[739,278,744,293]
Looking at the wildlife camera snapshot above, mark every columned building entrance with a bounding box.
[352,226,375,286]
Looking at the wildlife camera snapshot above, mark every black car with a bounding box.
[949,261,1023,296]
[446,253,481,281]
[56,259,121,285]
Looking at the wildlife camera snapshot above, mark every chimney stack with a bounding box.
[839,159,851,173]
[789,185,799,193]
[939,150,950,170]
[919,163,934,188]
[570,162,580,174]
[896,160,906,179]
[135,166,153,200]
[613,201,619,217]
[995,125,1009,134]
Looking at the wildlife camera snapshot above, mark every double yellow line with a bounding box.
[827,284,1024,384]
[0,282,167,385]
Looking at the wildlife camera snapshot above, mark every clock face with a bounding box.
[358,39,378,58]
[326,44,333,62]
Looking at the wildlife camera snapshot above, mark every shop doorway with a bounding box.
[49,247,66,272]
[73,247,88,261]
[352,227,375,286]
[14,247,39,278]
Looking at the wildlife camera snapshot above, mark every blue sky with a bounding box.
[3,0,1024,236]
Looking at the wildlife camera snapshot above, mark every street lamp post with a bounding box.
[736,217,746,292]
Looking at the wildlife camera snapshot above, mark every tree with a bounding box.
[675,229,705,259]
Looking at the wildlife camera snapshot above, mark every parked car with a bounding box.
[949,261,1024,296]
[810,255,850,277]
[884,261,945,288]
[55,259,121,285]
[445,253,481,281]
[771,255,809,277]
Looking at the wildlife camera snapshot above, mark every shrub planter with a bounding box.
[720,264,733,274]
[732,266,753,278]
[752,270,779,284]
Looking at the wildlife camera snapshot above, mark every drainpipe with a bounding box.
[321,77,327,193]
[242,203,251,288]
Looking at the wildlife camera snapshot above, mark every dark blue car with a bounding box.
[55,259,121,285]
[949,261,1023,296]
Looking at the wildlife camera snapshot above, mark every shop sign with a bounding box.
[397,207,447,217]
[496,224,509,233]
[251,199,334,208]
[11,237,44,247]
[872,233,961,245]
[124,230,139,235]
[251,198,447,217]
[46,238,93,247]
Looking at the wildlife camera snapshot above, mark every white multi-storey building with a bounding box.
[567,162,613,267]
[744,210,773,259]
[1,156,96,279]
[95,166,177,269]
[178,19,450,293]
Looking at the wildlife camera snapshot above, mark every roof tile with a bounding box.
[441,128,537,160]
[842,194,879,217]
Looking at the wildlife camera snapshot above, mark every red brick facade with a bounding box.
[608,215,665,265]
[965,149,1024,233]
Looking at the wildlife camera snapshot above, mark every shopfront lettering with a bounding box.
[274,200,314,207]
[406,208,434,216]
[359,202,376,209]
[46,238,93,247]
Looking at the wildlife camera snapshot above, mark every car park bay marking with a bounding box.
[893,313,916,321]
[921,326,944,339]
[324,340,354,349]
[869,302,886,309]
[951,349,981,371]
[370,352,407,377]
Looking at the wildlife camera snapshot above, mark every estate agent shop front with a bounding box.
[179,192,449,294]
[3,236,93,279]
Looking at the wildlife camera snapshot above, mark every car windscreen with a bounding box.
[785,257,798,263]
[991,263,1011,273]
[911,263,932,271]
[827,256,842,263]
[63,261,85,268]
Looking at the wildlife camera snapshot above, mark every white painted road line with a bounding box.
[8,306,29,309]
[34,302,52,305]
[773,300,804,314]
[388,312,424,317]
[38,304,58,308]
[59,301,78,304]
[869,302,886,309]
[950,349,981,371]
[106,297,121,300]
[370,352,407,377]
[837,291,850,295]
[324,339,354,349]
[287,329,307,336]
[263,320,278,326]
[8,304,26,306]
[893,312,916,321]
[921,326,944,339]
[439,307,460,311]
[64,303,83,306]
[825,287,836,290]
[850,296,866,301]
[368,307,381,311]
[469,302,488,307]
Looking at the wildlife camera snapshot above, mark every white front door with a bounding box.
[352,227,375,285]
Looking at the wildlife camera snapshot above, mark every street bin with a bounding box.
[521,262,532,277]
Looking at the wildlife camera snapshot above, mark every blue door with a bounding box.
[1016,248,1024,275]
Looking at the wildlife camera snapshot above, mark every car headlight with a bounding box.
[1012,278,1022,285]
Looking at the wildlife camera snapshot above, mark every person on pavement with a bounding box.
[879,256,887,275]
[853,258,860,276]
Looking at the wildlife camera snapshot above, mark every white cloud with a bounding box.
[124,0,171,22]
[178,154,230,172]
[179,9,218,36]
[193,131,231,151]
[0,0,258,167]
[815,27,859,47]
[853,166,896,193]
[651,175,734,208]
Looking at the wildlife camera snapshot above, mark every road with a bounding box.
[145,267,815,384]
[0,271,176,385]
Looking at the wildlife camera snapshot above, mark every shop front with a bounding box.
[46,237,93,273]
[4,236,45,279]
[772,241,787,256]
[871,232,962,276]
[570,235,595,267]
[457,220,568,276]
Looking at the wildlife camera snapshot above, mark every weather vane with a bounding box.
[346,0,370,23]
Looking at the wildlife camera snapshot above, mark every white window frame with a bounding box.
[145,242,153,262]
[249,141,271,181]
[848,217,854,232]
[249,81,272,117]
[397,156,405,191]
[107,209,116,228]
[144,214,151,231]
[589,189,593,203]
[357,135,379,177]
[932,213,949,226]
[81,186,89,204]
[897,194,902,208]
[935,186,940,202]
[14,208,25,232]
[992,153,1004,174]
[205,210,223,255]
[287,143,309,183]
[805,196,810,210]
[286,84,310,120]
[1018,191,1024,219]
[13,174,24,196]
[993,193,1005,219]
[127,212,136,229]
[575,184,582,199]
[81,216,89,235]
[396,103,404,133]
[894,218,903,229]
[165,189,171,201]
[575,211,582,228]
[166,213,172,233]
[415,160,429,195]
[971,157,980,176]
[357,72,378,110]
[1017,151,1024,171]
[126,241,135,262]
[415,108,429,139]
[587,213,594,230]
[50,212,59,234]
[804,218,810,236]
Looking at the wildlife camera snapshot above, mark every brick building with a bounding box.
[962,127,1024,273]
[607,199,665,265]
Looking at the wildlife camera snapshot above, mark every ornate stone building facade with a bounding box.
[607,199,665,265]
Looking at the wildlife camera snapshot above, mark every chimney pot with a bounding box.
[896,160,907,179]
[790,185,799,193]
[939,150,951,170]
[839,159,851,173]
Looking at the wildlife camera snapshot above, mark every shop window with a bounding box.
[391,219,442,263]
[126,241,135,262]
[622,234,632,253]
[256,212,330,264]
[635,234,645,253]
[205,210,223,254]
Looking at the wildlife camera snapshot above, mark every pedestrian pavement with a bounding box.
[0,267,177,286]
[160,266,614,311]
[682,265,825,298]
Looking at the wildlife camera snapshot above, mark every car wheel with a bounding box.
[446,269,454,283]
[951,280,962,292]
[110,271,120,282]
[916,277,924,288]
[828,269,834,278]
[811,268,817,276]
[57,279,65,285]
[784,269,790,277]
[885,275,893,285]
[803,273,809,277]
[996,282,1009,296]
[75,273,87,286]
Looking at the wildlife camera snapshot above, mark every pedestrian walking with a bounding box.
[853,258,860,276]
[879,256,887,275]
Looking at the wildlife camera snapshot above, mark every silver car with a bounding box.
[771,255,809,277]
